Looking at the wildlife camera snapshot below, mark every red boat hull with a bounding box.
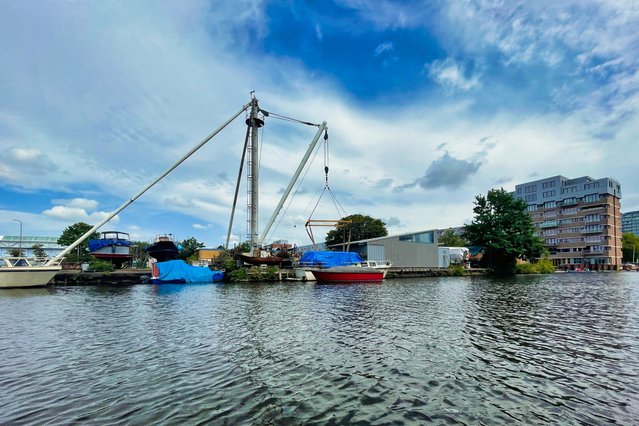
[311,269,384,282]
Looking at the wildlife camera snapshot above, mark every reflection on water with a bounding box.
[1,273,639,424]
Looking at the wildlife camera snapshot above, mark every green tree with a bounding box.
[179,237,205,262]
[325,214,388,249]
[32,244,48,258]
[622,232,639,263]
[8,248,23,257]
[438,229,468,247]
[462,188,544,274]
[57,222,99,262]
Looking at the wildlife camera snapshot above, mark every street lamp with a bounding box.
[12,219,22,257]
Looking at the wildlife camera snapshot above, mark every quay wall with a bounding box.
[49,267,488,285]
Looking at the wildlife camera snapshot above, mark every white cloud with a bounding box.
[51,198,99,210]
[374,41,393,56]
[42,206,89,221]
[11,147,41,161]
[427,57,480,91]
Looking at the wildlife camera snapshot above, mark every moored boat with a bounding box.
[88,231,134,268]
[146,234,180,262]
[0,257,61,288]
[293,251,391,281]
[311,266,384,283]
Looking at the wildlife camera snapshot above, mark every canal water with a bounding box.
[1,273,638,424]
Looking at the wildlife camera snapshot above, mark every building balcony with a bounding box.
[559,242,586,248]
[582,227,603,234]
[540,221,558,228]
[582,250,607,256]
[550,251,583,259]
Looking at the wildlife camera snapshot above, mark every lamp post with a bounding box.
[12,219,22,257]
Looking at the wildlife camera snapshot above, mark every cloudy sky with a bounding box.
[1,0,638,248]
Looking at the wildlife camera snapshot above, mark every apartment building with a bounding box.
[513,175,622,270]
[622,210,639,237]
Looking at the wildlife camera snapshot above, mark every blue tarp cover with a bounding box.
[89,239,131,251]
[155,260,224,283]
[299,251,364,268]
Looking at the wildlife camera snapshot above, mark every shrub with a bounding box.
[88,259,114,272]
[516,259,555,274]
[228,268,248,282]
[516,262,536,274]
[448,265,465,276]
[535,258,555,274]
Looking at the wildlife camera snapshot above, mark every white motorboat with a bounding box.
[0,257,61,288]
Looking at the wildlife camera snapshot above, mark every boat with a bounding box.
[293,251,391,281]
[311,266,384,283]
[146,234,180,262]
[88,231,134,268]
[150,259,224,284]
[239,253,283,266]
[0,257,61,288]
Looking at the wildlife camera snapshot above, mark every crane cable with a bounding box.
[308,131,347,220]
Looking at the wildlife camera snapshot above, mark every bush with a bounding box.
[448,265,465,276]
[516,259,555,274]
[515,262,536,274]
[88,259,114,272]
[228,268,247,282]
[535,258,555,274]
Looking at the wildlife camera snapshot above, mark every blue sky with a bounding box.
[1,0,638,248]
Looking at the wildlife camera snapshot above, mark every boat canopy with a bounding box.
[88,239,131,251]
[299,251,364,268]
[155,260,223,282]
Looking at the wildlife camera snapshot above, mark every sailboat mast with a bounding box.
[246,97,264,252]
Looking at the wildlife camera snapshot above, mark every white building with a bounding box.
[338,229,440,268]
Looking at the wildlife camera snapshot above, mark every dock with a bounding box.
[49,266,488,285]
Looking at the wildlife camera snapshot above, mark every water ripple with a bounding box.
[1,274,639,424]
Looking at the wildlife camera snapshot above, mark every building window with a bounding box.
[527,204,538,212]
[525,194,537,202]
[543,190,556,197]
[525,185,537,194]
[399,231,434,244]
[583,194,598,203]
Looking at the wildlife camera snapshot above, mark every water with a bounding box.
[1,273,639,424]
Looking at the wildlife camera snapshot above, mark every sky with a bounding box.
[1,0,638,248]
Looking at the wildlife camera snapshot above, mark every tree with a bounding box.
[438,229,468,247]
[8,248,23,257]
[325,214,388,249]
[32,244,48,258]
[179,237,205,262]
[57,222,99,262]
[462,188,544,274]
[622,232,639,263]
